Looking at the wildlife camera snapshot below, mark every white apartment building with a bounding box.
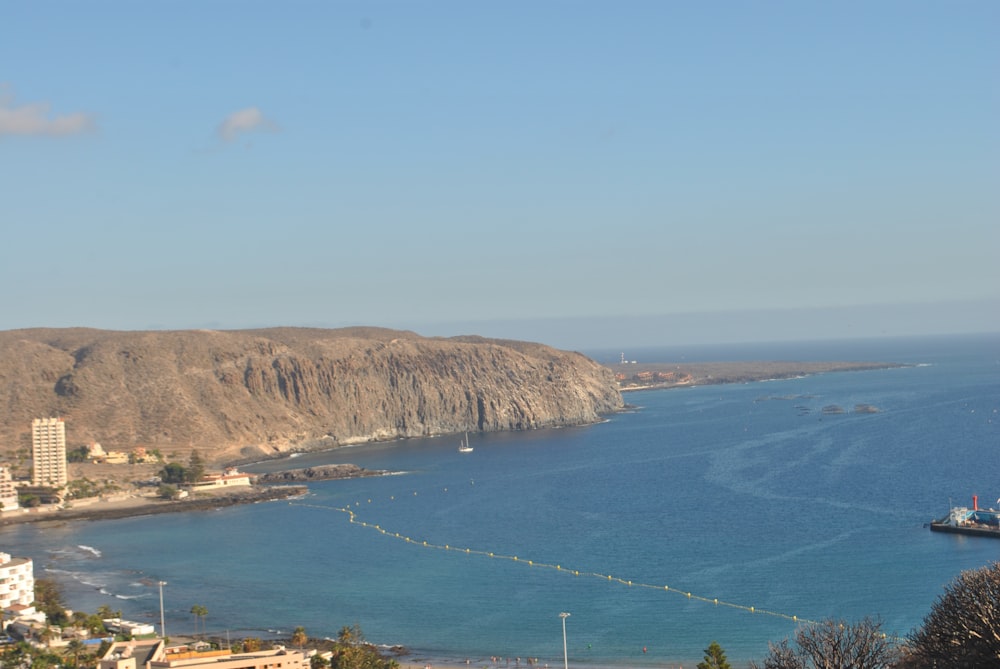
[0,466,18,511]
[32,417,67,487]
[0,551,35,612]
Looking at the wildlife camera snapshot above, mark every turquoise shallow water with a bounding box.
[3,334,998,667]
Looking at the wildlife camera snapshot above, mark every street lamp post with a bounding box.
[559,612,570,669]
[158,581,168,639]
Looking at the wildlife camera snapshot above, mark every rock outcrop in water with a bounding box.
[0,327,623,464]
[255,464,385,483]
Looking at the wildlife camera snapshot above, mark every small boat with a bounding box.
[929,494,1000,538]
[458,433,473,453]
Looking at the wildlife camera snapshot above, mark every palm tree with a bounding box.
[190,605,208,638]
[337,625,362,646]
[70,611,89,632]
[38,623,57,648]
[64,639,88,668]
[291,627,307,649]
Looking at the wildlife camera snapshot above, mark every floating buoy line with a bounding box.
[288,488,822,628]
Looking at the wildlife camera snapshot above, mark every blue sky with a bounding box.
[2,2,997,350]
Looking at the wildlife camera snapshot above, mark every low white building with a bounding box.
[103,619,157,636]
[190,468,252,491]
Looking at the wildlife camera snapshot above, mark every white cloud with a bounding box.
[216,107,279,142]
[0,86,96,137]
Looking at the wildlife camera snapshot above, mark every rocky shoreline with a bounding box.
[254,463,388,483]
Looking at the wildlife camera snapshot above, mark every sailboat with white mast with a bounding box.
[458,432,473,453]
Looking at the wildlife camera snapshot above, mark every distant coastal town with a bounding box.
[0,417,298,524]
[0,417,406,669]
[0,414,408,522]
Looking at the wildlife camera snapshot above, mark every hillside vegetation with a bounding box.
[0,327,623,465]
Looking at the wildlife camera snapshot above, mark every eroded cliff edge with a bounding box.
[0,327,624,463]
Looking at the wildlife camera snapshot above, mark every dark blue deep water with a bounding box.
[3,334,998,667]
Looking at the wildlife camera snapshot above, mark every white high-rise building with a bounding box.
[0,552,35,611]
[31,417,67,487]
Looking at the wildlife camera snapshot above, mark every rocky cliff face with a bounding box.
[0,327,623,464]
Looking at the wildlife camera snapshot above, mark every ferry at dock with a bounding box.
[929,495,1000,538]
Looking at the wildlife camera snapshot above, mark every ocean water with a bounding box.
[3,334,998,667]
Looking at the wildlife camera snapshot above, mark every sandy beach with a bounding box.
[0,484,306,527]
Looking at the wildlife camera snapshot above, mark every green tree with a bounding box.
[186,450,206,483]
[32,578,69,626]
[697,641,731,669]
[337,625,362,645]
[30,648,63,669]
[84,613,108,635]
[330,625,398,669]
[70,610,90,630]
[64,639,88,668]
[900,561,1000,667]
[160,462,187,484]
[66,446,90,463]
[190,604,208,637]
[158,484,180,499]
[291,626,308,649]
